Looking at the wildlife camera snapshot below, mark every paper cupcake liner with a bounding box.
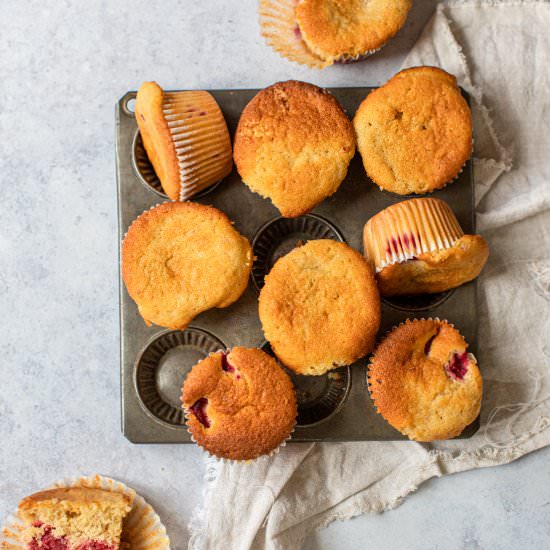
[363,198,464,272]
[259,0,331,69]
[161,91,232,201]
[181,349,297,463]
[0,475,170,550]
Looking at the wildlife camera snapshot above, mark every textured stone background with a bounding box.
[0,1,548,548]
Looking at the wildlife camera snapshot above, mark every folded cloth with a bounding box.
[189,2,550,548]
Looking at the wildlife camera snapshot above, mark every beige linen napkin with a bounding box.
[189,2,550,548]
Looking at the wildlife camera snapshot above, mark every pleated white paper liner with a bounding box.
[0,475,170,550]
[366,318,478,441]
[363,197,465,273]
[181,349,297,464]
[160,90,233,202]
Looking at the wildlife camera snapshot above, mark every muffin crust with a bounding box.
[182,347,297,460]
[122,202,252,329]
[353,66,472,194]
[296,0,412,62]
[369,319,482,441]
[259,239,380,375]
[234,80,355,217]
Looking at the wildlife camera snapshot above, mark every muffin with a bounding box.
[181,347,297,460]
[353,67,473,194]
[259,0,412,67]
[233,80,355,217]
[368,319,482,441]
[259,239,380,375]
[135,82,233,200]
[363,197,489,296]
[18,487,132,549]
[122,202,252,330]
[295,0,412,63]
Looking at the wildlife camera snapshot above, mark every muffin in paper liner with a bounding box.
[363,197,464,272]
[135,82,233,201]
[259,0,330,69]
[0,475,170,550]
[259,0,409,68]
[363,197,489,296]
[181,347,298,463]
[367,317,483,442]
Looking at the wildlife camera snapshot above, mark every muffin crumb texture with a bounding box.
[18,488,132,550]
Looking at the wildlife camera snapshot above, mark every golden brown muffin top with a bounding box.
[296,0,412,61]
[353,66,472,194]
[181,347,297,461]
[369,319,482,441]
[233,80,355,217]
[122,202,252,330]
[259,239,380,375]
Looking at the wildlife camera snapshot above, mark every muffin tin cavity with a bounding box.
[131,130,222,200]
[251,214,345,292]
[261,342,350,427]
[382,289,455,312]
[134,328,225,427]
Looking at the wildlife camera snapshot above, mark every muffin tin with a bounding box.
[116,87,479,443]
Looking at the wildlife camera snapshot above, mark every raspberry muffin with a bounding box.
[259,239,380,375]
[233,80,355,217]
[354,67,472,194]
[18,487,132,549]
[181,347,297,460]
[122,202,252,330]
[363,198,489,296]
[368,319,482,441]
[259,0,412,68]
[135,82,233,200]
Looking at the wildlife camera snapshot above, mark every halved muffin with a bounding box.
[18,487,132,549]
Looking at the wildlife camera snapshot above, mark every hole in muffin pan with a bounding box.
[251,215,345,292]
[261,342,351,427]
[382,289,455,312]
[134,328,226,427]
[131,129,223,200]
[125,97,136,114]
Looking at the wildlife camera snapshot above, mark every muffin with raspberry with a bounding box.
[181,347,297,460]
[368,319,482,441]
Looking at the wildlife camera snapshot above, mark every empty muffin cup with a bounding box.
[251,214,345,292]
[261,342,350,426]
[134,327,226,427]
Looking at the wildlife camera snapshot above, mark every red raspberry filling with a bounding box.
[445,352,469,380]
[28,525,69,550]
[221,353,241,380]
[190,397,211,428]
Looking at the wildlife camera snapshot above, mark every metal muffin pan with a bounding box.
[116,87,479,443]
